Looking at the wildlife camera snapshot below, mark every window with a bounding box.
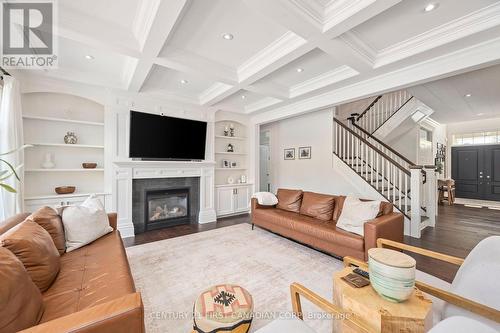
[452,131,500,145]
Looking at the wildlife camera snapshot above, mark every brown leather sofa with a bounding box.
[0,209,144,333]
[251,189,404,261]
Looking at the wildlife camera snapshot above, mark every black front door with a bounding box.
[452,145,500,201]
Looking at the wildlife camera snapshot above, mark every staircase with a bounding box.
[333,91,437,238]
[353,90,413,135]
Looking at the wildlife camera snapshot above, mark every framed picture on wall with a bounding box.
[299,146,311,159]
[284,148,295,160]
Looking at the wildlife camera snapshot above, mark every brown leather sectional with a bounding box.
[0,209,144,333]
[252,189,404,260]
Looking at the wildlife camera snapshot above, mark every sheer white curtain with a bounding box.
[0,76,24,220]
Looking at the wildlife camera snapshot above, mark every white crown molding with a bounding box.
[287,0,324,29]
[251,36,500,124]
[237,31,308,82]
[245,97,282,113]
[339,31,377,66]
[156,49,238,84]
[375,2,500,68]
[132,0,162,50]
[343,2,500,70]
[323,0,377,32]
[290,65,359,98]
[199,82,235,106]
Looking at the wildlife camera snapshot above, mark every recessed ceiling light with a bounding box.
[296,68,304,73]
[85,55,94,60]
[180,79,188,84]
[424,3,438,12]
[222,33,234,40]
[465,93,472,97]
[477,113,484,116]
[241,95,246,99]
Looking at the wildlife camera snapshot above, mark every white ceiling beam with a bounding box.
[251,36,500,124]
[127,0,190,92]
[246,82,290,100]
[322,0,402,37]
[155,49,238,85]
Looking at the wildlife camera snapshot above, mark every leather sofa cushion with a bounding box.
[254,208,363,251]
[276,189,303,213]
[0,212,30,235]
[1,220,60,292]
[40,231,135,323]
[299,192,335,221]
[29,206,66,255]
[0,247,44,332]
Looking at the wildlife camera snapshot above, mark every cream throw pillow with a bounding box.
[59,195,112,252]
[336,197,381,236]
[252,192,278,206]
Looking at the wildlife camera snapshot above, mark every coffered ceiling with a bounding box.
[15,0,500,121]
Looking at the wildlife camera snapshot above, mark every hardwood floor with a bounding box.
[124,204,500,282]
[405,203,500,282]
[122,214,250,247]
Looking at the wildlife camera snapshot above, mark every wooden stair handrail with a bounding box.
[369,96,414,134]
[334,118,412,176]
[356,95,382,121]
[351,121,415,168]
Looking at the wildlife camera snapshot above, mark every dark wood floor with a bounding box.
[124,204,500,282]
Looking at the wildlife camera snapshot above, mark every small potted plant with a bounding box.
[0,145,32,193]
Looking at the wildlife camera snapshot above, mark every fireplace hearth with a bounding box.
[132,177,200,234]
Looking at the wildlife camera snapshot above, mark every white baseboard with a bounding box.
[198,209,217,224]
[118,221,135,238]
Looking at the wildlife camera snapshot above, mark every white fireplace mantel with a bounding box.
[112,160,217,238]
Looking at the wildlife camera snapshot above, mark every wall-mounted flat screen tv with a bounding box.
[129,111,207,160]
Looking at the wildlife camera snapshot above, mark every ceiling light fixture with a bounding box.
[180,79,188,84]
[465,93,472,97]
[85,55,94,60]
[241,95,246,99]
[222,33,234,40]
[296,68,304,73]
[477,113,484,116]
[424,3,438,12]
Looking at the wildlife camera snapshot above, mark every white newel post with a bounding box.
[410,166,423,238]
[424,165,437,228]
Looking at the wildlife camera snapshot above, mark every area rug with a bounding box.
[126,223,345,333]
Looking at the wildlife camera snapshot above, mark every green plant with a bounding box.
[435,161,443,175]
[0,145,32,193]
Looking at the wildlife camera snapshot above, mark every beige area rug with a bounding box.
[126,223,345,333]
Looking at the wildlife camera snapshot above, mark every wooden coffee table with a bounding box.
[333,267,432,333]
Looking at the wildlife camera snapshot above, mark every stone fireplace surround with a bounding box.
[112,161,216,238]
[132,177,200,234]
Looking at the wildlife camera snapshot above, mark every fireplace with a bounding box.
[132,177,200,234]
[145,188,190,230]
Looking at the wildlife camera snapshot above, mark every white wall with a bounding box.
[261,108,384,198]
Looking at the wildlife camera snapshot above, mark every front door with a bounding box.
[452,145,500,200]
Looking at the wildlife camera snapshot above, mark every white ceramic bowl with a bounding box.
[368,249,416,303]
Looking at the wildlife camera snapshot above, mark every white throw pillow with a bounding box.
[59,195,113,252]
[252,192,278,206]
[336,197,381,236]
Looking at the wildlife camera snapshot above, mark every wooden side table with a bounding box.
[333,268,432,333]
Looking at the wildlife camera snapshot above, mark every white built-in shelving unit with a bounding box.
[214,120,253,217]
[22,92,109,211]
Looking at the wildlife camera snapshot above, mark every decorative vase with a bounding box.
[223,126,229,137]
[64,131,78,144]
[41,153,55,169]
[227,143,234,152]
[229,123,235,137]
